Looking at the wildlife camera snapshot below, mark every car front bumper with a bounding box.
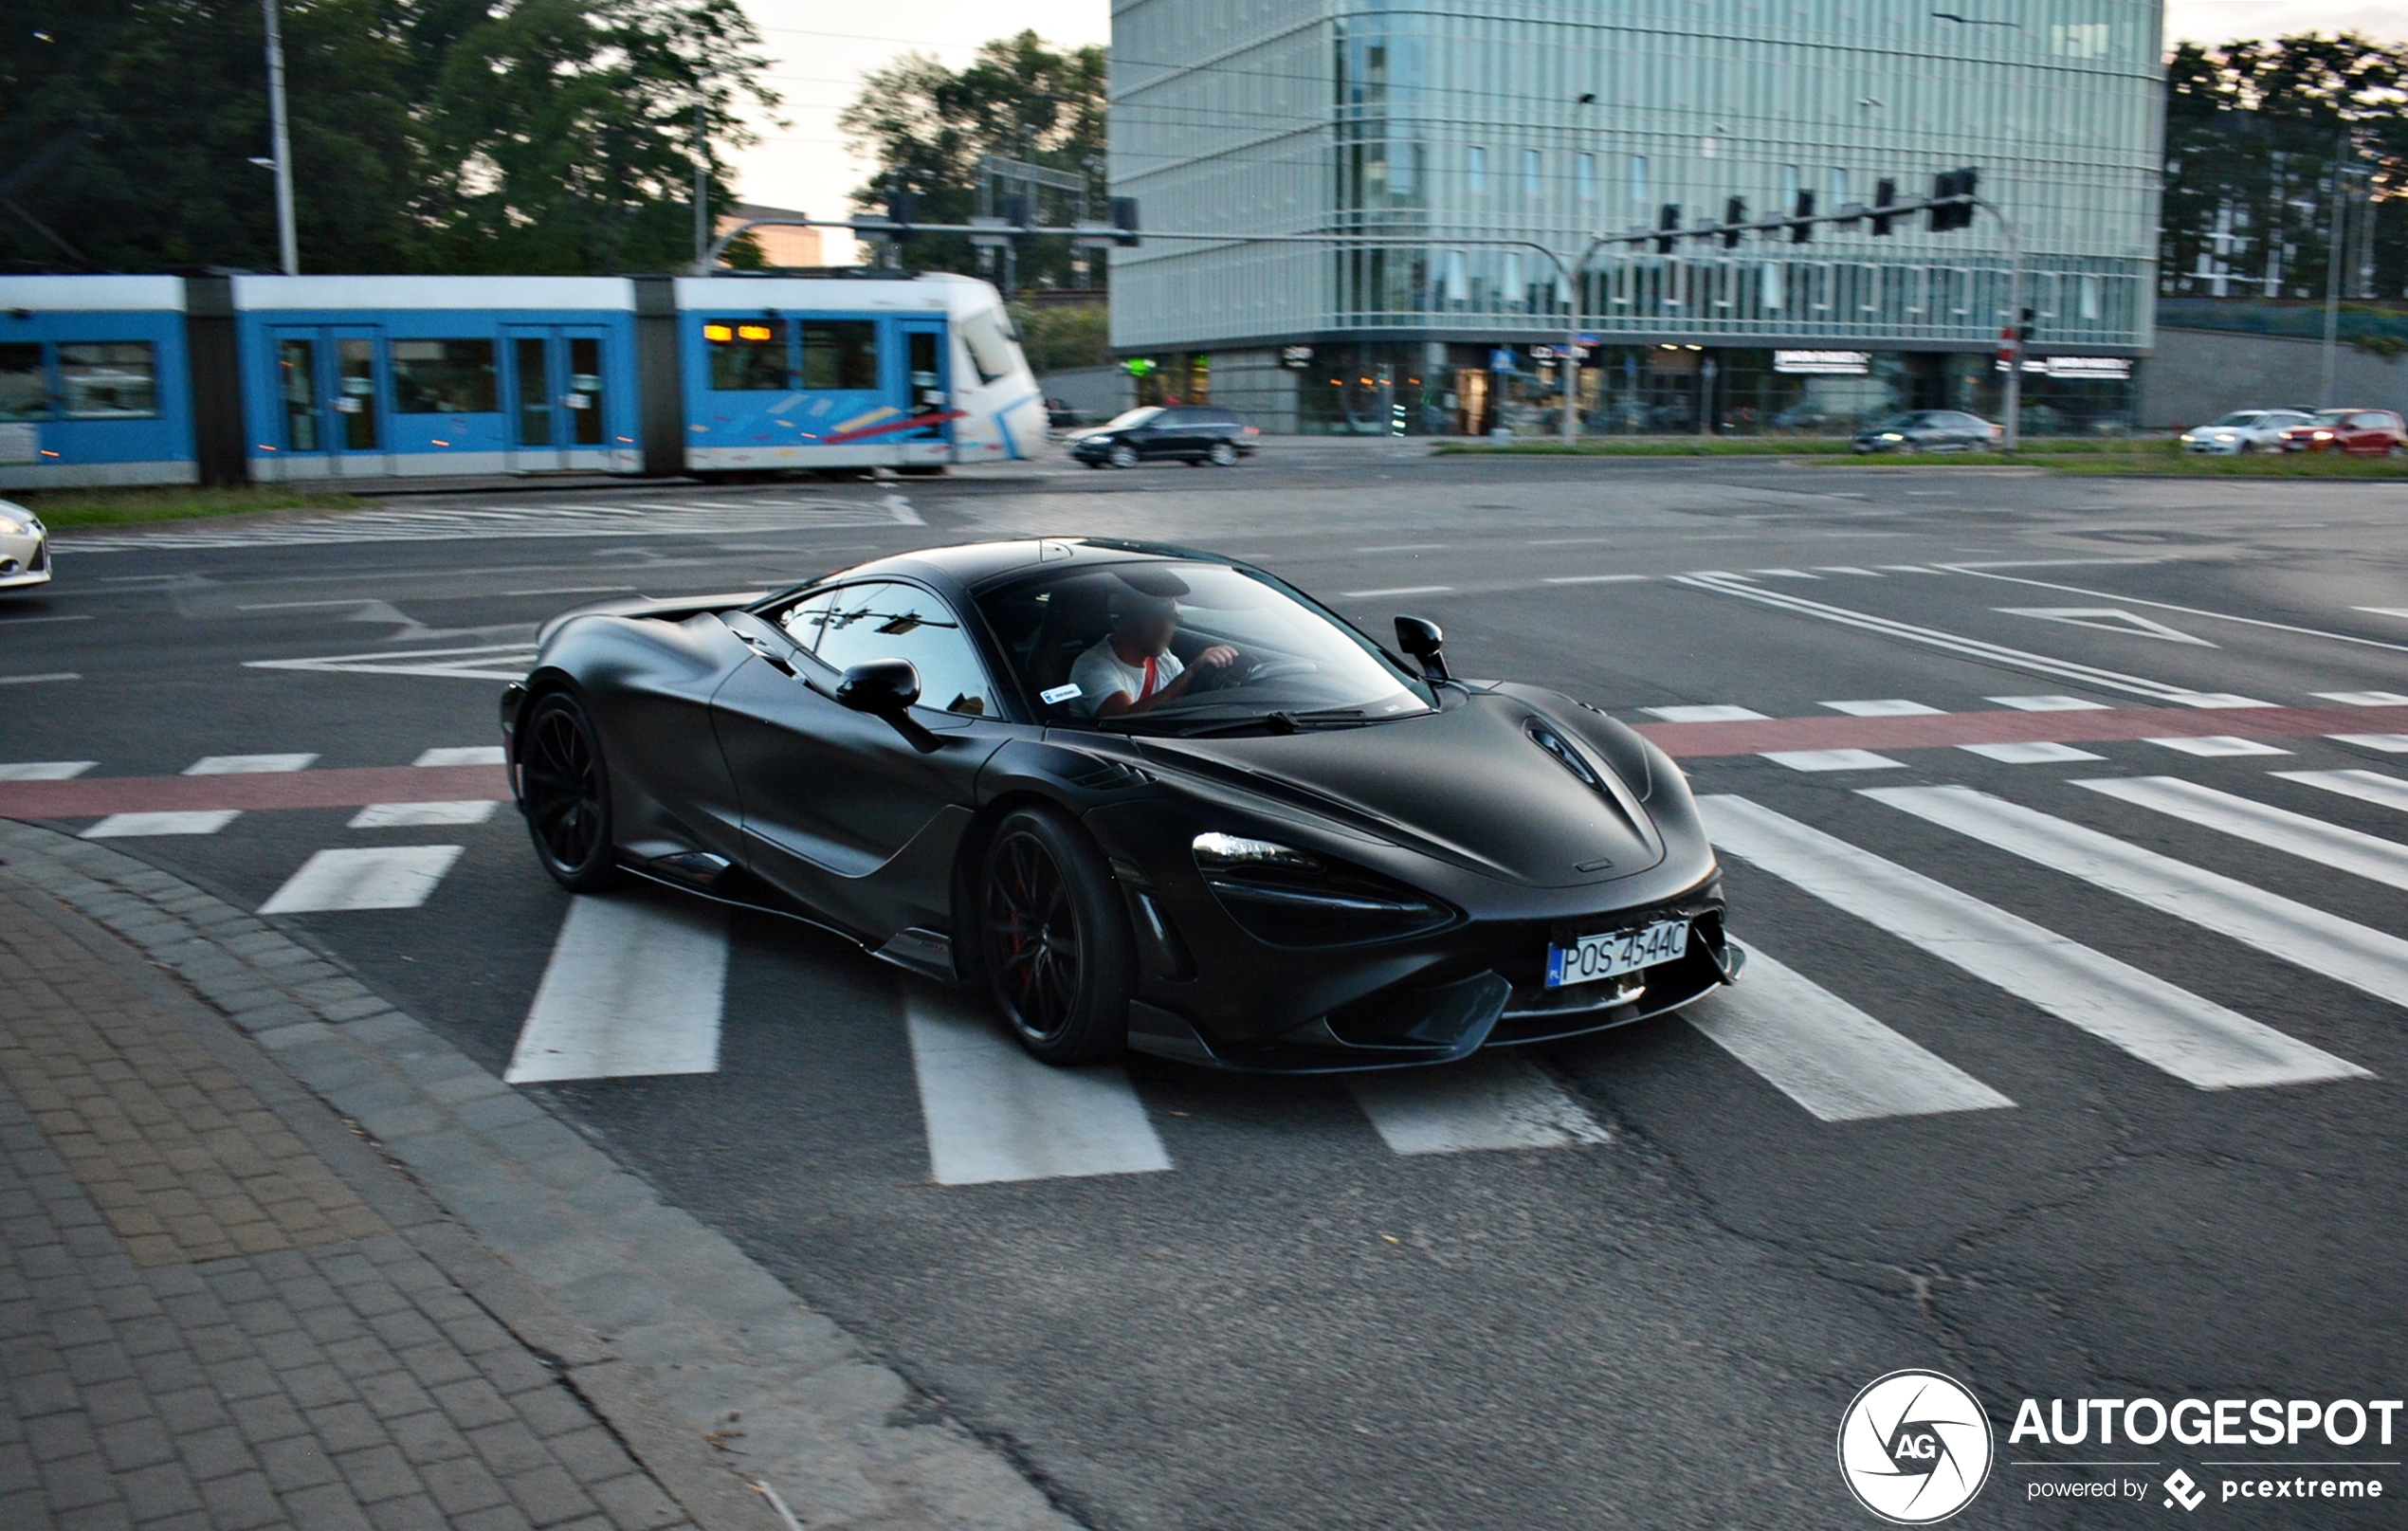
[0,532,50,589]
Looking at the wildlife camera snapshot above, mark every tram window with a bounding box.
[801,321,878,390]
[0,344,44,421]
[391,339,498,412]
[59,342,157,418]
[958,307,1018,384]
[706,319,790,390]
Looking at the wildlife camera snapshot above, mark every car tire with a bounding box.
[1208,440,1239,466]
[1108,443,1140,469]
[517,690,626,894]
[2391,443,2406,459]
[977,808,1134,1066]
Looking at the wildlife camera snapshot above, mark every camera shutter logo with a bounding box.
[1836,1370,1995,1523]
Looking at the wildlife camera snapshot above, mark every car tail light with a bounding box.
[1243,425,1260,436]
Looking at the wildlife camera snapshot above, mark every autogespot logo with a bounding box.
[1838,1370,1997,1523]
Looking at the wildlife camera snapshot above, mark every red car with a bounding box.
[2277,408,2407,457]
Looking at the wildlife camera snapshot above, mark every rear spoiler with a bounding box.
[536,591,768,646]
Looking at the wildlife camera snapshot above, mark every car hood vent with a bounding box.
[1524,720,1604,791]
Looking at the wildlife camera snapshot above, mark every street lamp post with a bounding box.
[261,0,298,276]
[1971,195,2023,452]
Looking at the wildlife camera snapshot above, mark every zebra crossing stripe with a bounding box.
[1864,785,2408,1014]
[504,895,728,1084]
[1698,795,2363,1090]
[903,987,1171,1186]
[1683,948,2013,1121]
[2275,769,2408,818]
[1347,1054,1611,1153]
[2075,775,2408,894]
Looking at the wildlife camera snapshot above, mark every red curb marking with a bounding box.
[1635,703,2408,759]
[0,764,510,820]
[1,703,2401,823]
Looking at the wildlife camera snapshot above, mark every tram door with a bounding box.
[268,326,388,477]
[505,326,610,471]
[898,319,951,447]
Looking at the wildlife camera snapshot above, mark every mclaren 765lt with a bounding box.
[501,538,1740,1071]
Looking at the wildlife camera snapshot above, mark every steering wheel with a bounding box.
[1237,658,1318,683]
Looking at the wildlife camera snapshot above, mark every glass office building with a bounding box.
[1107,1,2162,435]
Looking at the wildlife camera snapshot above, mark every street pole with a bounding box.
[261,0,298,276]
[691,100,709,273]
[1974,196,2024,453]
[2320,156,2347,409]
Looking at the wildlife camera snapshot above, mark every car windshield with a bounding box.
[1873,414,1925,430]
[2206,412,2263,428]
[976,559,1437,732]
[2310,410,2351,425]
[1097,407,1163,431]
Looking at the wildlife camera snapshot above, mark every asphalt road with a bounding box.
[8,446,2408,1529]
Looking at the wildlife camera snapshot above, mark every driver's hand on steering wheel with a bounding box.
[1194,644,1240,674]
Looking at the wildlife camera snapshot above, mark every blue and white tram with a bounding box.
[0,270,1043,489]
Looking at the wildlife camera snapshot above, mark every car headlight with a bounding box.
[2179,432,2197,444]
[1879,432,1904,441]
[2314,430,2334,440]
[0,517,20,537]
[2213,432,2236,442]
[1191,832,1454,947]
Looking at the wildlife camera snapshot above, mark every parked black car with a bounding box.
[1069,406,1261,467]
[1852,410,2002,452]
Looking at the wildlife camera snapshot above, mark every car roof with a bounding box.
[791,538,1246,597]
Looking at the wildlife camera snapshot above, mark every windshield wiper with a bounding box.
[1170,708,1372,738]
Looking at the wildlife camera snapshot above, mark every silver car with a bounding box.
[0,499,47,591]
[2179,409,2312,454]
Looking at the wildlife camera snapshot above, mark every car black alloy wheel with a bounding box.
[1108,442,1140,468]
[978,808,1133,1065]
[519,691,624,892]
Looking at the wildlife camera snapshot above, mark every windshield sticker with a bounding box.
[1040,683,1083,704]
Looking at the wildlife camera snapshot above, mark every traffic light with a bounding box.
[1790,190,1815,244]
[1723,196,1746,249]
[1655,204,1681,255]
[2017,306,2035,343]
[885,180,917,243]
[1928,169,1979,231]
[1870,178,1897,236]
[1109,195,1141,247]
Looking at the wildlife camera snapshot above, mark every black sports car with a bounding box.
[501,538,1739,1071]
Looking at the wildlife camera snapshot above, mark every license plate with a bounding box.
[1545,919,1688,989]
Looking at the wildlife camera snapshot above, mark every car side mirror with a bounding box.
[1394,615,1450,683]
[835,659,920,714]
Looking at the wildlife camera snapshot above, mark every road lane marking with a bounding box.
[1542,574,1651,585]
[82,811,241,838]
[1863,785,2408,1014]
[186,753,318,775]
[1761,749,1906,772]
[259,846,465,914]
[2172,693,2276,709]
[2315,692,2408,707]
[2329,733,2408,753]
[2145,735,2290,757]
[1823,700,1945,717]
[0,672,79,685]
[1994,607,2216,646]
[0,761,94,780]
[1684,948,2013,1121]
[1340,584,1454,599]
[2277,769,2408,817]
[1347,1054,1611,1153]
[1933,571,2408,658]
[1700,794,2363,1089]
[1813,567,1883,576]
[1959,741,2105,764]
[413,745,506,768]
[247,644,539,683]
[1988,695,2112,711]
[1645,704,1769,722]
[2076,775,2408,893]
[903,987,1170,1185]
[505,896,729,1084]
[349,800,498,829]
[1751,568,1821,579]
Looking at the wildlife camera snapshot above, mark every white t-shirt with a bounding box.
[1067,640,1184,717]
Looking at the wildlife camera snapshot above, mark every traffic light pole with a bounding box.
[1972,197,2025,453]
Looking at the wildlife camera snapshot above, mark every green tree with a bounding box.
[2162,33,2408,301]
[838,30,1106,288]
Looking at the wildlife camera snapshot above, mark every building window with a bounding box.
[2079,273,2103,320]
[2052,23,2110,58]
[1523,148,1541,196]
[1629,155,1648,208]
[1780,164,1800,213]
[1577,153,1596,199]
[1467,145,1486,193]
[1830,167,1850,210]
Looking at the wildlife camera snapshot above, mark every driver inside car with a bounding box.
[1069,574,1239,718]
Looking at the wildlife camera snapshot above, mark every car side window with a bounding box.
[1153,409,1193,428]
[810,581,999,718]
[775,589,841,649]
[2352,412,2394,429]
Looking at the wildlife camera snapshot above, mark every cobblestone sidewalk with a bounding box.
[0,882,705,1531]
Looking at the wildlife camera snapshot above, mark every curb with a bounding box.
[0,819,1081,1531]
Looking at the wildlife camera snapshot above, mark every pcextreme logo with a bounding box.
[1838,1370,1998,1524]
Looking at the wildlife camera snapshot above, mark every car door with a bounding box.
[1140,408,1194,459]
[711,581,1011,934]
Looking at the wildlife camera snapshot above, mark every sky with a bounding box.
[735,3,2405,267]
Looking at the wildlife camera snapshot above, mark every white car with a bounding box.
[0,499,50,590]
[2179,409,2313,454]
